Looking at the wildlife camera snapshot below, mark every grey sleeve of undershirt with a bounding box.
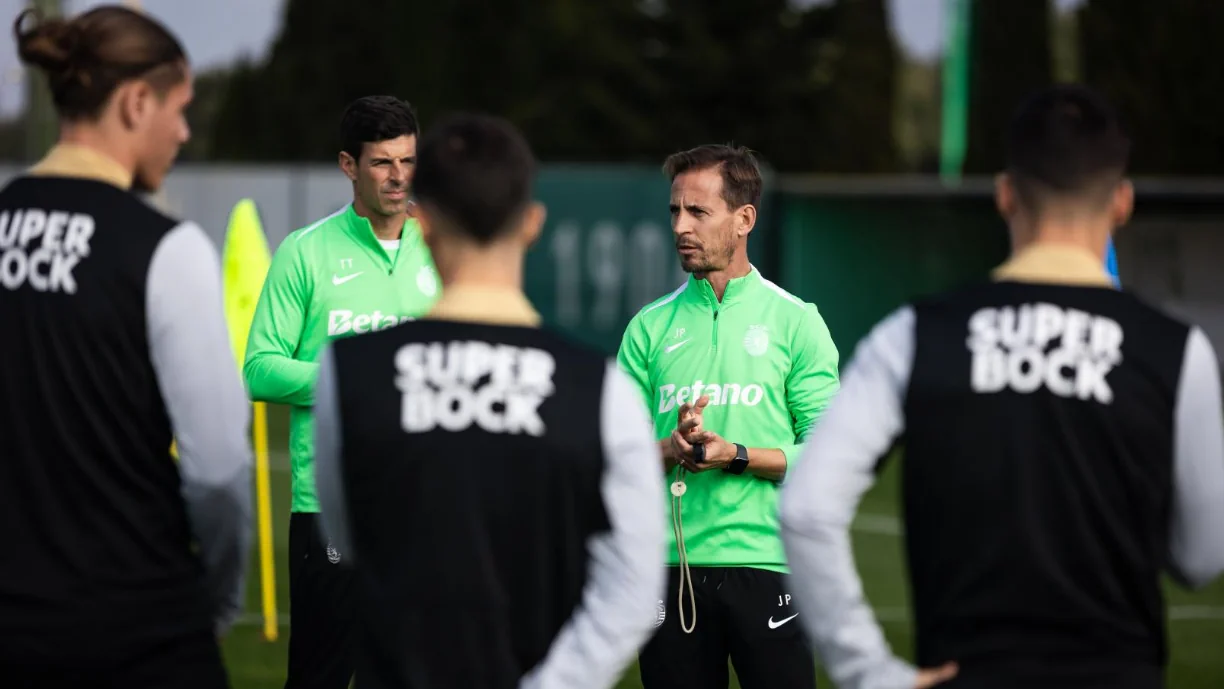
[146,221,253,635]
[1168,326,1224,589]
[519,361,668,689]
[779,306,918,689]
[313,345,353,563]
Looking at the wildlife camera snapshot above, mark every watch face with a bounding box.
[726,446,749,474]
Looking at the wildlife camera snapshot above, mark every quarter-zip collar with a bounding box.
[341,203,420,272]
[686,265,761,309]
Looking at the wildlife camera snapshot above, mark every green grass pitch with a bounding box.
[220,405,1224,688]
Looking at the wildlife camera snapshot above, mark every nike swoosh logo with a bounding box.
[664,339,691,354]
[332,272,363,286]
[768,613,799,629]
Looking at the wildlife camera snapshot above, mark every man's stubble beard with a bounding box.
[681,242,735,275]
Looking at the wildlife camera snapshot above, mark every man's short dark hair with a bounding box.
[663,144,763,210]
[339,95,419,162]
[412,113,536,244]
[1006,84,1131,208]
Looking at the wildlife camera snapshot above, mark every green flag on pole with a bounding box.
[940,0,972,186]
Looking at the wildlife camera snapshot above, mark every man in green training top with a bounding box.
[243,95,439,689]
[617,144,840,688]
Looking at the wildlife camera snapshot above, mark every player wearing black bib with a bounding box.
[0,7,250,689]
[312,113,667,689]
[780,85,1224,689]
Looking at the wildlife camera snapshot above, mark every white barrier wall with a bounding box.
[0,162,351,249]
[1121,216,1224,356]
[0,162,1219,357]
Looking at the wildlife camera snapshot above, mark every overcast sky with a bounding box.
[0,0,1085,117]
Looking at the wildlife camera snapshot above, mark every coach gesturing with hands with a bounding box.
[617,144,841,688]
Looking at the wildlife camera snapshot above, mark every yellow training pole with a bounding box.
[253,400,277,640]
[221,198,275,640]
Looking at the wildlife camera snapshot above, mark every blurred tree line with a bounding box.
[205,0,897,172]
[950,0,1223,176]
[2,0,1220,174]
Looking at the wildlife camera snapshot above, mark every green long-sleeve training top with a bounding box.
[616,267,840,571]
[244,204,439,513]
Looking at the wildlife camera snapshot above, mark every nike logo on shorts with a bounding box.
[768,613,798,629]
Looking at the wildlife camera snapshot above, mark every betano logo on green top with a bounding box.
[656,380,765,414]
[326,309,414,337]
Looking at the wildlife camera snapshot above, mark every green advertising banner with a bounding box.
[527,165,774,353]
[777,193,1010,358]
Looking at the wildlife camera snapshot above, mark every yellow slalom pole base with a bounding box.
[253,401,279,641]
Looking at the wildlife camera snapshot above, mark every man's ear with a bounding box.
[520,201,546,249]
[115,81,153,132]
[734,203,753,238]
[995,172,1017,220]
[338,151,358,183]
[736,204,757,239]
[1111,179,1134,228]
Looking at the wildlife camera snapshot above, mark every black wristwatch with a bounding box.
[724,443,749,475]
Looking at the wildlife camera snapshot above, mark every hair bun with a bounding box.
[14,9,86,81]
[9,6,186,121]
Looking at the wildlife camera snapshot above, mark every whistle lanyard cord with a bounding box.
[672,467,697,634]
